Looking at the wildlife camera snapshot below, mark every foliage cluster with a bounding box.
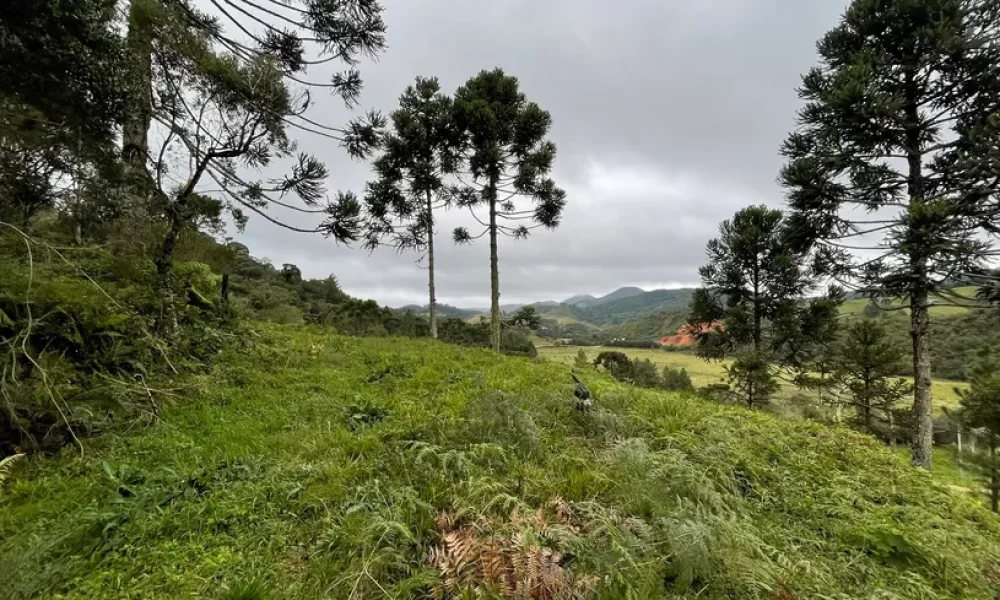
[594,351,694,393]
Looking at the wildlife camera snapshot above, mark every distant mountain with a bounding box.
[563,294,597,306]
[578,288,695,325]
[532,300,562,308]
[402,287,696,330]
[564,287,646,308]
[396,303,481,320]
[530,287,696,327]
[595,286,646,305]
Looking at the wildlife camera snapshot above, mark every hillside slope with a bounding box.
[2,327,999,599]
[579,288,695,325]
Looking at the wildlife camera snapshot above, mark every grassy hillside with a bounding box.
[603,308,689,340]
[3,326,999,599]
[840,287,983,316]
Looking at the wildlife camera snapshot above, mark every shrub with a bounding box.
[501,329,538,358]
[0,236,233,453]
[661,367,694,392]
[630,359,661,388]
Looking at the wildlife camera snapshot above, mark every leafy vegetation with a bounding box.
[6,0,1000,596]
[3,326,999,599]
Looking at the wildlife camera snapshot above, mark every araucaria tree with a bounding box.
[122,0,386,185]
[149,50,363,337]
[451,69,567,352]
[689,205,839,409]
[117,0,387,336]
[364,77,458,339]
[780,0,1000,468]
[835,320,913,444]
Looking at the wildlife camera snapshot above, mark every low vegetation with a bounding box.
[3,326,999,599]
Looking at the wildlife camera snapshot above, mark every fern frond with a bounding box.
[0,453,25,493]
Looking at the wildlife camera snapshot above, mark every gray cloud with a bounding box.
[232,0,850,307]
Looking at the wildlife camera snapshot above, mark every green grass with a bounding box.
[3,326,1000,599]
[541,346,967,412]
[840,287,983,316]
[541,346,726,387]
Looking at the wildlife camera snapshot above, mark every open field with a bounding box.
[538,345,967,411]
[539,345,727,387]
[839,286,983,316]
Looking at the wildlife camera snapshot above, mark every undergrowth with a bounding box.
[1,325,998,599]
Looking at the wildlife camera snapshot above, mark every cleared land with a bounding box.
[538,345,967,411]
[839,286,983,316]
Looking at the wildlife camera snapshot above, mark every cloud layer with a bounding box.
[233,0,850,307]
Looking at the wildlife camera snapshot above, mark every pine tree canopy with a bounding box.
[450,69,567,244]
[780,0,1000,299]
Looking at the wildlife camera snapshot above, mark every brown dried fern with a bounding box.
[429,497,596,600]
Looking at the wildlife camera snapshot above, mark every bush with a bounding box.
[631,359,661,388]
[594,352,663,390]
[661,367,694,392]
[501,329,538,358]
[0,241,229,453]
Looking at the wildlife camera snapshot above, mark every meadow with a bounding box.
[839,287,984,316]
[538,345,967,411]
[3,325,1000,599]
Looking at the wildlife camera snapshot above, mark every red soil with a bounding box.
[659,322,721,347]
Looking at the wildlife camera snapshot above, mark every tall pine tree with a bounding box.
[835,320,913,442]
[780,0,1000,468]
[689,205,839,409]
[364,77,459,339]
[450,69,567,352]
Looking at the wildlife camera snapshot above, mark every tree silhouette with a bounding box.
[364,77,459,338]
[450,69,567,352]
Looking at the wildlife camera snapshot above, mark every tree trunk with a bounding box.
[888,409,897,451]
[221,273,230,313]
[488,184,501,353]
[910,291,933,469]
[155,204,182,340]
[861,375,873,433]
[752,258,761,352]
[904,68,933,470]
[426,190,438,340]
[122,4,153,187]
[155,185,195,339]
[991,440,998,513]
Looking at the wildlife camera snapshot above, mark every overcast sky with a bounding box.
[232,0,850,308]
